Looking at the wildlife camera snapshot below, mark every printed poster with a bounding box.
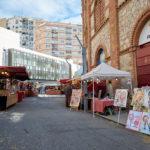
[114,89,128,107]
[143,89,150,109]
[140,112,150,135]
[131,89,144,106]
[70,89,82,107]
[126,110,143,131]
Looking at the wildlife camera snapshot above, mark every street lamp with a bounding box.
[75,35,88,111]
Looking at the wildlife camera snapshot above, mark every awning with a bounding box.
[59,79,70,84]
[0,66,30,80]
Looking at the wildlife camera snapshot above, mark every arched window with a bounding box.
[94,0,104,32]
[98,49,105,64]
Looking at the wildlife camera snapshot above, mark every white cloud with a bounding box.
[61,15,82,25]
[0,0,82,24]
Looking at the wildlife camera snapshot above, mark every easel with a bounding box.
[70,106,79,111]
[117,107,121,125]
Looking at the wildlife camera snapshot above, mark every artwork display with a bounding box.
[143,89,150,109]
[114,89,128,107]
[131,89,144,107]
[126,110,143,131]
[70,89,82,107]
[140,112,150,135]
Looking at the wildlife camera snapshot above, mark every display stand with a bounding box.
[70,106,79,111]
[70,89,81,112]
[117,107,121,125]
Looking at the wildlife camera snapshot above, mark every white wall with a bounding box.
[0,27,20,65]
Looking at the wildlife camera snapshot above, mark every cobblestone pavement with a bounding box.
[0,96,150,150]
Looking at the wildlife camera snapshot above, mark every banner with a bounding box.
[114,89,128,107]
[126,110,143,131]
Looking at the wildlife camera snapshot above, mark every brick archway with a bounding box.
[131,8,150,87]
[94,44,107,66]
[131,7,150,47]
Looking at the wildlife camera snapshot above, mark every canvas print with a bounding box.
[140,112,150,135]
[131,89,144,106]
[126,110,143,131]
[114,89,128,107]
[70,89,82,107]
[143,89,150,109]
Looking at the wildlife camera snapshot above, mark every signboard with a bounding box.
[139,20,150,45]
[126,110,143,131]
[114,89,128,107]
[70,89,82,107]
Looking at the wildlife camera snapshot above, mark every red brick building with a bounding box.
[82,0,150,88]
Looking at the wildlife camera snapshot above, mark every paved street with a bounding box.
[0,96,150,150]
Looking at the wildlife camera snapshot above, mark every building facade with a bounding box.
[0,16,35,50]
[3,48,70,81]
[0,27,70,81]
[35,20,83,65]
[82,0,150,87]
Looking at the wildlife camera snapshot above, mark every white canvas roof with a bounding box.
[81,63,131,80]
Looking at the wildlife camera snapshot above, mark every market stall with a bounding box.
[44,82,61,95]
[0,66,30,110]
[81,63,131,117]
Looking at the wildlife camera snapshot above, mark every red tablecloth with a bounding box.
[17,91,23,102]
[91,99,114,113]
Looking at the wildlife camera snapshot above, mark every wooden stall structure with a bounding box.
[0,66,30,110]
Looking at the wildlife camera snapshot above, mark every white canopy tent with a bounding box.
[81,63,132,118]
[81,63,131,80]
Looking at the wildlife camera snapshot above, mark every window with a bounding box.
[78,28,82,33]
[60,52,65,55]
[46,38,50,42]
[46,26,50,30]
[60,40,64,43]
[46,50,50,54]
[52,51,57,55]
[46,44,50,48]
[52,44,58,50]
[60,46,64,49]
[73,29,77,32]
[94,0,104,31]
[59,33,64,37]
[60,28,65,32]
[52,40,58,44]
[66,40,72,45]
[66,46,72,51]
[46,32,51,36]
[52,27,58,32]
[66,28,72,33]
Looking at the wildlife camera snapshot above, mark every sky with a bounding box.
[0,0,82,24]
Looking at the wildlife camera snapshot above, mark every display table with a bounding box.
[0,94,18,110]
[91,99,114,114]
[6,94,18,108]
[17,91,23,102]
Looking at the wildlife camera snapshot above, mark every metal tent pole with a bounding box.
[93,77,95,118]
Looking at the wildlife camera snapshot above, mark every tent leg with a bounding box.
[93,78,95,118]
[80,81,83,110]
[117,107,121,125]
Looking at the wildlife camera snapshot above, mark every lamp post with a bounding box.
[75,35,88,111]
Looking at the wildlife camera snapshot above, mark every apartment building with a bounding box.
[0,16,35,50]
[35,20,83,65]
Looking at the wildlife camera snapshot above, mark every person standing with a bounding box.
[64,82,72,107]
[107,81,113,98]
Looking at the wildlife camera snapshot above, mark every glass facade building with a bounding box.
[4,48,70,81]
